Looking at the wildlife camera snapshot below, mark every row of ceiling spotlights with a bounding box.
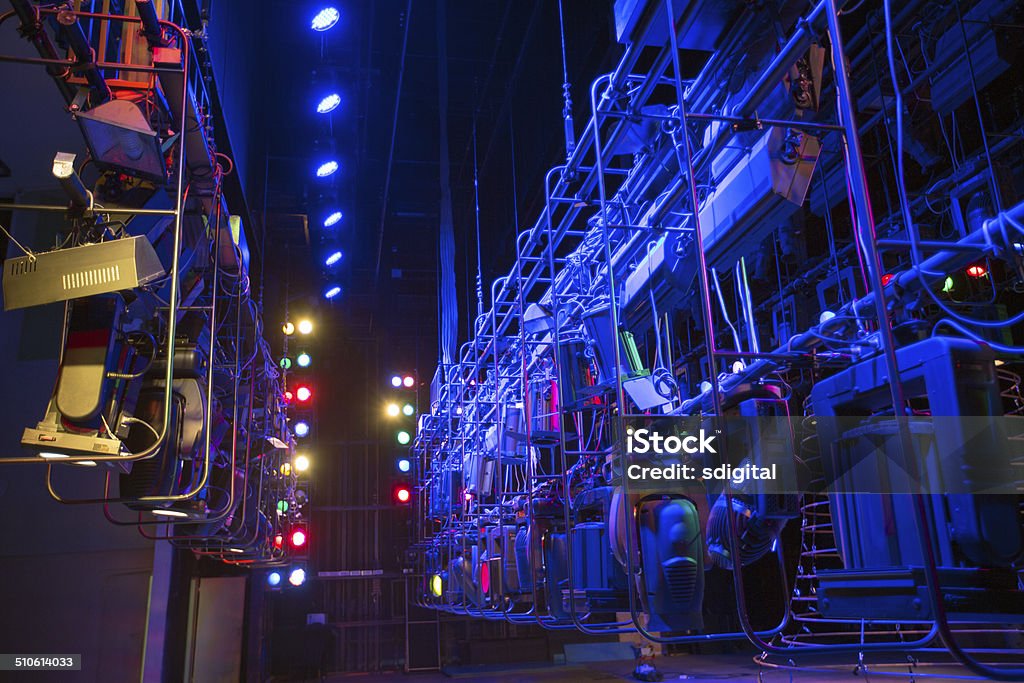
[311,7,344,299]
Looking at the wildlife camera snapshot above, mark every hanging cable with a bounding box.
[557,0,575,160]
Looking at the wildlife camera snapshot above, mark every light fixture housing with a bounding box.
[316,160,339,178]
[325,250,343,266]
[311,7,340,31]
[324,285,342,300]
[76,99,165,181]
[324,212,343,228]
[298,319,314,335]
[297,352,311,368]
[316,92,341,114]
[289,567,307,586]
[294,421,310,437]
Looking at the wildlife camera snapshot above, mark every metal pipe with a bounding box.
[134,0,165,47]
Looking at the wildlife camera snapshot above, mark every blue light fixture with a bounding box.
[297,352,311,368]
[316,160,339,178]
[294,421,310,437]
[267,571,282,587]
[325,250,343,266]
[311,7,340,31]
[324,285,342,300]
[398,458,411,473]
[316,93,341,114]
[324,211,343,228]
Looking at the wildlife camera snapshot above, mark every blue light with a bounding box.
[267,571,282,587]
[297,352,311,368]
[294,421,310,437]
[316,93,341,114]
[311,7,340,31]
[324,285,342,300]
[324,211,343,227]
[398,458,411,473]
[289,567,307,586]
[316,160,339,178]
[325,250,343,266]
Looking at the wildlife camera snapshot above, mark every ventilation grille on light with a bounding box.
[8,260,37,277]
[63,265,121,292]
[662,557,698,604]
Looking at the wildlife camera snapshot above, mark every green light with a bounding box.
[277,500,289,514]
[397,430,411,445]
[402,403,415,416]
[942,276,955,293]
[279,356,293,370]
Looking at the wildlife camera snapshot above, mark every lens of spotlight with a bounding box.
[291,529,307,547]
[397,430,411,445]
[402,403,415,416]
[296,386,312,403]
[298,320,313,335]
[398,458,411,473]
[316,93,341,114]
[268,571,282,587]
[311,7,339,31]
[295,421,310,437]
[282,322,295,336]
[294,454,310,473]
[395,487,411,503]
[325,250,343,266]
[386,403,400,417]
[402,375,415,388]
[390,375,402,387]
[324,212,343,228]
[316,160,339,177]
[297,353,311,368]
[430,573,443,597]
[288,568,307,586]
[280,463,292,476]
[324,285,342,300]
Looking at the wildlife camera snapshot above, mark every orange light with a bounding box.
[274,533,284,548]
[966,264,988,278]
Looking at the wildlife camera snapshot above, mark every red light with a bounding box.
[296,385,312,403]
[966,264,988,278]
[291,529,307,547]
[395,487,411,504]
[283,391,293,404]
[274,534,284,549]
[402,375,415,388]
[881,273,894,286]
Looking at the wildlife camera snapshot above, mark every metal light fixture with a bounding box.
[76,99,165,181]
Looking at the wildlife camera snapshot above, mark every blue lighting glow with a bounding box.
[289,567,307,586]
[324,285,342,300]
[316,93,341,114]
[268,571,282,587]
[294,421,310,437]
[316,160,339,178]
[311,7,340,32]
[325,250,343,266]
[324,211,343,227]
[297,352,311,368]
[398,458,411,473]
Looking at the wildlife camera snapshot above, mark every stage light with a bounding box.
[283,322,295,336]
[298,319,314,335]
[316,92,341,114]
[386,403,400,417]
[881,273,895,286]
[268,571,282,587]
[152,508,189,518]
[283,390,294,404]
[296,386,312,403]
[402,403,415,416]
[966,263,988,278]
[395,486,411,504]
[402,375,415,388]
[77,99,165,181]
[398,458,411,473]
[294,454,310,473]
[325,250,343,266]
[274,534,284,548]
[280,463,292,476]
[430,573,443,597]
[324,212,343,228]
[943,276,955,293]
[277,500,289,514]
[291,529,307,548]
[311,7,339,31]
[390,375,402,387]
[289,568,307,586]
[316,160,339,178]
[297,352,311,368]
[324,285,342,300]
[295,421,310,437]
[397,430,411,445]
[279,356,293,370]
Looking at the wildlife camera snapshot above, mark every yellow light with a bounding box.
[297,319,314,335]
[386,403,400,417]
[430,573,443,597]
[280,462,292,476]
[294,454,310,473]
[282,321,295,336]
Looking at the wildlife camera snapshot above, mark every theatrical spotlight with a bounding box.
[310,7,339,32]
[386,403,400,417]
[282,322,295,336]
[297,352,312,368]
[76,99,165,181]
[325,250,343,266]
[324,285,342,300]
[288,567,307,587]
[294,421,310,438]
[291,529,307,548]
[294,454,310,473]
[398,458,411,473]
[267,571,282,587]
[397,430,411,445]
[402,375,415,388]
[324,212,343,228]
[390,375,402,388]
[52,152,91,210]
[295,385,312,403]
[297,319,314,335]
[316,93,341,114]
[316,160,339,178]
[402,403,415,416]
